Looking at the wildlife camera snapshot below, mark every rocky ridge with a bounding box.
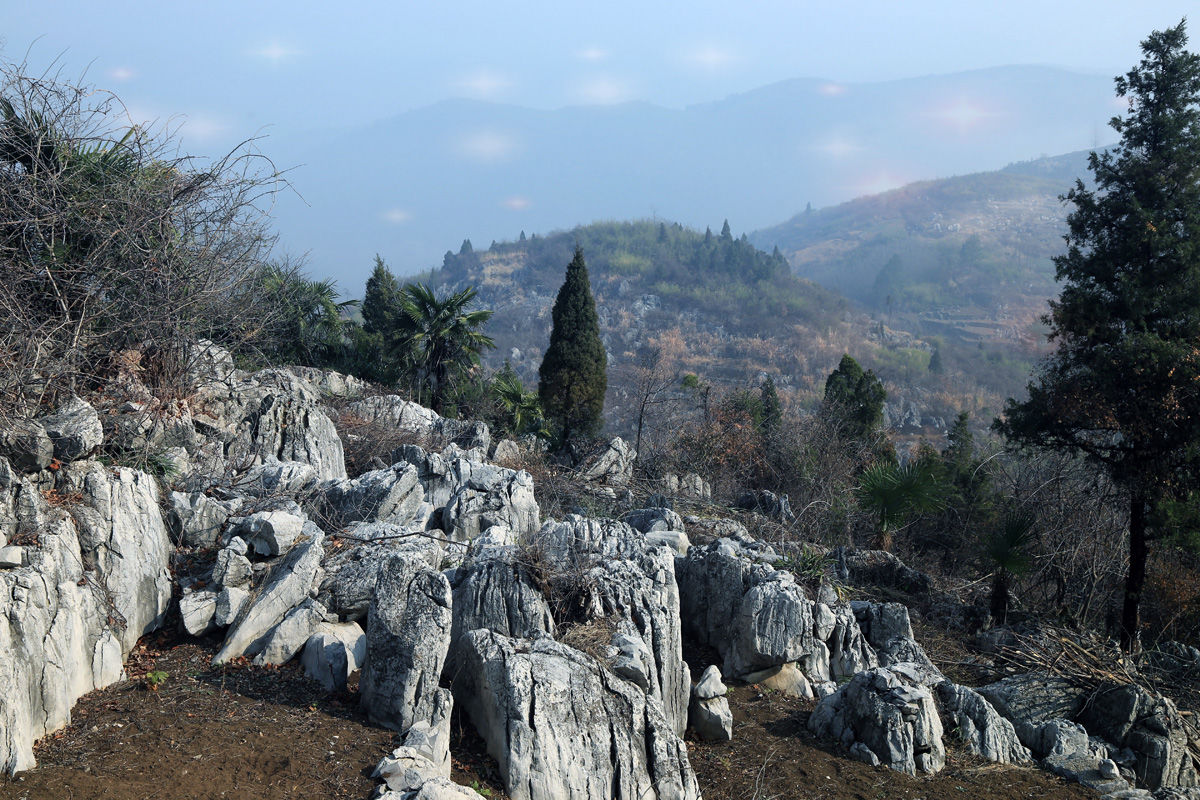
[1,352,1197,799]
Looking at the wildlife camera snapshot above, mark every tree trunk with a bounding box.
[991,569,1011,625]
[1120,493,1148,653]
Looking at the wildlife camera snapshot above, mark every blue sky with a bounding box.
[5,2,1198,286]
[7,1,1195,152]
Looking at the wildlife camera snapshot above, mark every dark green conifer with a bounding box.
[538,246,607,444]
[996,21,1200,650]
[823,354,886,440]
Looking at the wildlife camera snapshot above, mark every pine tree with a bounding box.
[823,354,886,440]
[538,246,607,444]
[996,21,1200,651]
[760,375,782,436]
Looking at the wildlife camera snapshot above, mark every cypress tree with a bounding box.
[538,246,607,444]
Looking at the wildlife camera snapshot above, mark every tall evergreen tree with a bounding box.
[823,354,887,440]
[760,375,782,436]
[362,254,400,336]
[539,246,607,444]
[996,22,1200,651]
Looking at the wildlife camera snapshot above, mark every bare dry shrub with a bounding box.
[331,408,436,478]
[0,59,285,419]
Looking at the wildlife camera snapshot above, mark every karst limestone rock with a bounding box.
[359,552,453,733]
[809,665,946,776]
[454,630,700,800]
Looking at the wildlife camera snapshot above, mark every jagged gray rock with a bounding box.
[1079,683,1200,790]
[442,464,539,543]
[373,688,454,793]
[214,586,250,627]
[623,507,685,533]
[213,530,325,663]
[311,464,425,530]
[253,598,335,666]
[57,463,174,650]
[977,673,1088,752]
[39,397,103,462]
[584,546,691,737]
[454,630,700,800]
[853,600,940,674]
[197,369,346,482]
[448,546,554,670]
[167,492,230,549]
[0,461,172,774]
[936,681,1031,764]
[212,544,253,589]
[180,589,218,636]
[359,553,453,733]
[0,419,53,473]
[578,437,635,487]
[231,461,320,499]
[318,523,443,621]
[241,509,306,556]
[809,665,946,776]
[689,666,732,742]
[302,621,365,691]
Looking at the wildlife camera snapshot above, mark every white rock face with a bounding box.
[454,631,701,800]
[936,681,1031,764]
[809,665,946,776]
[0,460,172,774]
[213,532,325,663]
[311,464,425,530]
[359,553,453,733]
[302,621,366,691]
[39,396,103,462]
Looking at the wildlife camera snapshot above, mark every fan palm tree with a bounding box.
[393,283,494,414]
[985,512,1035,624]
[259,265,356,366]
[855,460,946,551]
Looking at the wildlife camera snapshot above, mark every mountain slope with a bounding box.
[750,149,1095,344]
[269,68,1116,288]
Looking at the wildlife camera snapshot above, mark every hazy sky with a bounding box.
[6,1,1196,153]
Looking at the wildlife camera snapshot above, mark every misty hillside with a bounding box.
[751,149,1096,346]
[271,67,1115,285]
[417,220,1036,444]
[426,220,849,394]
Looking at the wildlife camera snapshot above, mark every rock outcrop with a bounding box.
[0,460,172,774]
[359,552,453,733]
[809,665,947,776]
[454,630,700,800]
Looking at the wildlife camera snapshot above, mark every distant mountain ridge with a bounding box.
[269,67,1117,289]
[749,149,1099,340]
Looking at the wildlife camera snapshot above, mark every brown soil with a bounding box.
[691,685,1097,800]
[0,632,1097,800]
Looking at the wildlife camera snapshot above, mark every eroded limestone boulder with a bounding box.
[809,665,946,776]
[213,530,325,663]
[936,681,1031,764]
[39,397,103,462]
[454,631,700,800]
[359,553,453,733]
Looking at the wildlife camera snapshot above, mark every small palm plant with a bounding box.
[393,283,495,414]
[985,511,1036,624]
[855,460,946,551]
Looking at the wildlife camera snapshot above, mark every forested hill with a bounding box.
[424,220,863,405]
[750,149,1095,327]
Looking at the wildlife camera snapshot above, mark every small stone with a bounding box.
[693,665,727,700]
[0,546,25,569]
